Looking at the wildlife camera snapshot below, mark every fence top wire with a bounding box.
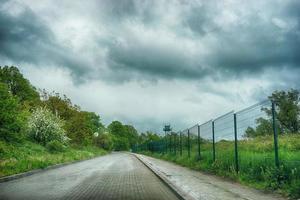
[181,129,188,135]
[189,124,199,130]
[236,99,270,115]
[188,124,199,135]
[213,110,234,122]
[200,119,213,127]
[199,120,213,138]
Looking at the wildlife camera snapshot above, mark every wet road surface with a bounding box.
[0,153,179,200]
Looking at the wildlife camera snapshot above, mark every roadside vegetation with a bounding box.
[0,66,140,177]
[138,89,300,199]
[0,140,106,177]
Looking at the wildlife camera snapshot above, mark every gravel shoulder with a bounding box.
[135,154,287,200]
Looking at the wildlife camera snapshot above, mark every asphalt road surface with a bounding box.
[0,153,180,200]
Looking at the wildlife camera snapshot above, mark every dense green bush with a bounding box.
[0,83,24,142]
[94,133,113,151]
[113,137,130,151]
[46,140,66,153]
[108,121,139,150]
[27,107,68,145]
[0,66,40,106]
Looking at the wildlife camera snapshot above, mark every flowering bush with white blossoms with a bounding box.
[27,107,69,145]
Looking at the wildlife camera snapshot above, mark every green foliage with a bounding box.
[0,140,106,177]
[141,134,300,199]
[245,89,300,137]
[42,92,104,146]
[83,111,104,133]
[108,121,125,137]
[123,125,139,147]
[0,83,24,142]
[140,131,161,143]
[0,66,40,105]
[245,118,274,137]
[65,112,94,145]
[108,121,139,150]
[267,89,300,133]
[46,140,66,153]
[113,136,130,151]
[0,65,145,183]
[94,133,113,151]
[27,107,68,145]
[41,92,79,121]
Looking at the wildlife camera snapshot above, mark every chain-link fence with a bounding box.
[133,99,300,191]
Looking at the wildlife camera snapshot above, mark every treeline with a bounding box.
[0,66,148,152]
[246,89,300,137]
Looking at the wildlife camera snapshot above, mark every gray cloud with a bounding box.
[1,0,299,83]
[1,0,300,132]
[0,1,90,80]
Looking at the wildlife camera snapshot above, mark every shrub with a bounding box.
[113,137,129,151]
[27,107,68,145]
[0,83,24,142]
[94,133,113,151]
[46,140,66,153]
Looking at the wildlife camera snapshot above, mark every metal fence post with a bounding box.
[180,132,182,156]
[174,134,177,156]
[272,101,280,168]
[169,134,172,154]
[234,113,239,173]
[212,121,216,162]
[164,133,167,154]
[188,129,191,158]
[197,125,201,160]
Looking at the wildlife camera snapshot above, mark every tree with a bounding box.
[0,83,23,142]
[94,132,113,150]
[245,118,274,138]
[64,112,94,146]
[245,89,299,137]
[0,66,40,106]
[108,121,125,137]
[82,111,104,133]
[108,121,138,151]
[267,89,300,133]
[112,136,130,151]
[42,92,79,121]
[123,125,139,148]
[42,92,104,146]
[27,107,68,145]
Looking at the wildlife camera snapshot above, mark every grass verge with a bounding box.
[141,134,300,199]
[0,140,107,177]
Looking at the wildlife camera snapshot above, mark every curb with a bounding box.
[133,153,194,200]
[0,154,108,183]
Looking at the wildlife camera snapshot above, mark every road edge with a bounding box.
[0,153,109,183]
[133,153,194,200]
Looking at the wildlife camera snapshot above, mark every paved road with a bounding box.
[0,153,179,200]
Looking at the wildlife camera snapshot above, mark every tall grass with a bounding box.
[0,140,107,177]
[142,134,300,199]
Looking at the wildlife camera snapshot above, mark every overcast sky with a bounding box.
[1,0,300,133]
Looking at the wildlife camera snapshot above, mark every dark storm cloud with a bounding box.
[107,37,211,80]
[182,1,219,36]
[1,0,300,83]
[207,15,300,74]
[0,1,88,78]
[102,0,300,82]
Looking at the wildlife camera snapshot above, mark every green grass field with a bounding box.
[0,140,107,177]
[143,134,300,199]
